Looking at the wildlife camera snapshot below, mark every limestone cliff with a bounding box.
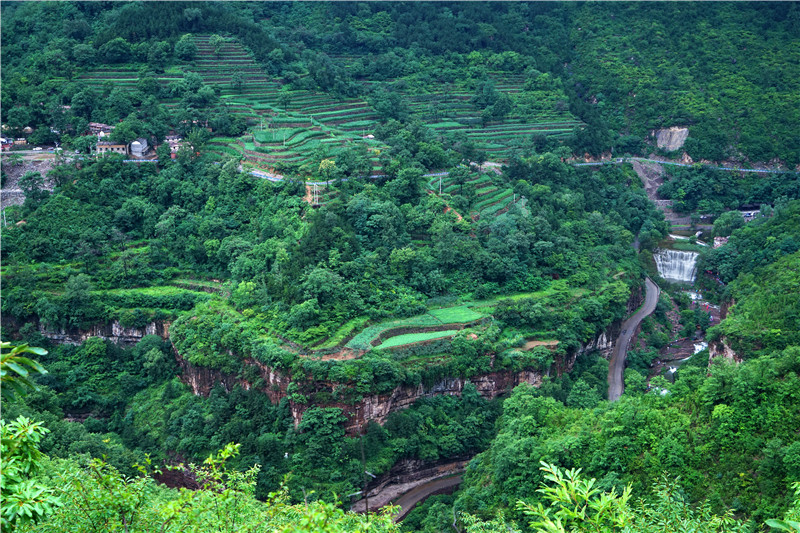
[37,320,170,346]
[175,350,545,435]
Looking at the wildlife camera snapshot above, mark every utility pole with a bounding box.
[439,175,442,194]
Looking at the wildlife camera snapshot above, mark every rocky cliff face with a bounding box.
[341,370,543,433]
[708,339,742,363]
[174,348,291,404]
[708,299,742,363]
[37,320,170,346]
[175,350,544,435]
[651,126,689,151]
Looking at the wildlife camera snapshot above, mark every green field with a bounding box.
[377,330,459,349]
[428,306,483,323]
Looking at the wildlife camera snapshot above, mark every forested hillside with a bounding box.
[2,2,799,532]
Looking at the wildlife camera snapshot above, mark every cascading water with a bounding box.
[654,249,699,283]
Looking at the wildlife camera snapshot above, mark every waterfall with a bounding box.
[654,249,699,283]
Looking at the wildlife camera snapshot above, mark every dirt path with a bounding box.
[303,184,313,204]
[521,340,559,351]
[608,278,660,402]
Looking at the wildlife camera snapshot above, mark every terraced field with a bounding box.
[405,81,581,160]
[346,305,487,351]
[77,37,580,177]
[377,330,459,349]
[427,172,521,219]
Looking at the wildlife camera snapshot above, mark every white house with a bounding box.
[130,138,149,158]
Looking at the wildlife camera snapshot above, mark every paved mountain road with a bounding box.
[608,278,660,402]
[392,474,463,521]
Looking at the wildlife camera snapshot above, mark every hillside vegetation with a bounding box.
[2,3,799,532]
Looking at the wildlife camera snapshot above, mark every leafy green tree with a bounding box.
[713,210,745,238]
[1,344,60,532]
[1,416,62,532]
[175,34,197,61]
[1,342,48,399]
[231,70,245,92]
[147,41,171,71]
[99,37,132,63]
[18,171,48,205]
[209,34,225,58]
[63,274,96,327]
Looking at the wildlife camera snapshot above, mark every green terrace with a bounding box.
[428,173,519,219]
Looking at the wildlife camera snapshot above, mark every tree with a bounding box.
[18,171,48,204]
[185,127,211,156]
[387,167,425,205]
[147,41,171,72]
[713,210,745,238]
[99,37,132,63]
[70,89,99,120]
[1,344,60,533]
[72,43,96,67]
[175,34,198,61]
[209,34,225,58]
[64,274,95,326]
[110,119,139,145]
[231,70,245,92]
[319,158,336,186]
[72,135,97,154]
[450,165,470,196]
[1,342,48,399]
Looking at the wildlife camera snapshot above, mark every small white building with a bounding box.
[130,138,149,158]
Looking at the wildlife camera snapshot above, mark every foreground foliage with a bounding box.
[463,463,750,532]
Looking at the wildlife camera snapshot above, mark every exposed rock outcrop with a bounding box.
[174,348,291,404]
[37,320,170,346]
[651,126,689,151]
[709,338,743,363]
[342,370,543,432]
[175,350,544,435]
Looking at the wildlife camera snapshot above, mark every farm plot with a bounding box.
[345,305,487,351]
[377,330,459,349]
[428,306,483,323]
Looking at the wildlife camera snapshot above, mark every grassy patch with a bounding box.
[314,316,370,350]
[428,306,483,323]
[377,330,459,349]
[347,315,443,350]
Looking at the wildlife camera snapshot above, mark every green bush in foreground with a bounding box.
[463,462,750,533]
[20,443,399,533]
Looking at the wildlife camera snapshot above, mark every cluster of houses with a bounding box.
[2,122,184,160]
[92,123,184,159]
[1,137,29,151]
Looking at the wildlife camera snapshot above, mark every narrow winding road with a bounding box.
[608,277,660,402]
[392,474,463,522]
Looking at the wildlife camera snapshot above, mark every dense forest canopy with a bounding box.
[1,2,799,532]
